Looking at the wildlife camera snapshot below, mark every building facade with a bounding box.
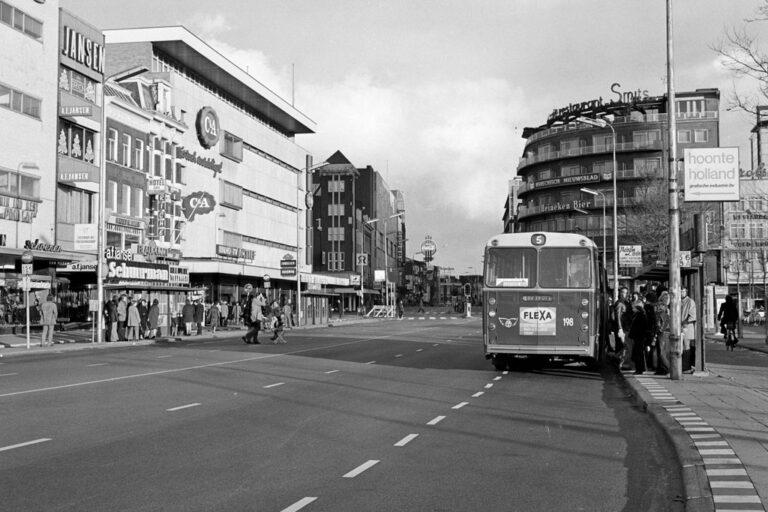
[515,86,721,287]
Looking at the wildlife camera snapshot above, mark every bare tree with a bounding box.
[622,170,669,266]
[712,1,768,114]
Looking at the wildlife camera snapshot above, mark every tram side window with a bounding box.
[485,248,536,288]
[539,248,592,288]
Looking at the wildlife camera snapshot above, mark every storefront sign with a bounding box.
[59,105,93,117]
[57,261,97,272]
[134,243,169,259]
[216,244,255,261]
[61,25,104,75]
[176,147,223,177]
[530,173,600,190]
[106,259,169,283]
[541,200,592,213]
[182,191,216,221]
[169,265,190,285]
[196,106,221,149]
[108,215,144,229]
[547,83,652,125]
[24,239,62,253]
[147,176,166,194]
[104,246,135,261]
[0,195,38,223]
[74,224,97,251]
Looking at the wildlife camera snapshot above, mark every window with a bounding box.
[328,227,345,242]
[121,184,131,215]
[56,186,95,224]
[0,169,40,200]
[0,81,41,120]
[593,161,612,174]
[560,138,580,155]
[537,169,553,180]
[165,148,173,181]
[19,173,38,198]
[134,139,144,171]
[633,130,661,146]
[131,187,143,217]
[57,120,96,163]
[485,247,536,288]
[633,157,661,176]
[220,180,243,209]
[329,179,346,193]
[107,129,118,162]
[328,203,345,216]
[328,252,345,271]
[561,165,581,177]
[694,129,708,143]
[58,68,97,103]
[106,180,117,210]
[221,131,243,162]
[539,248,592,289]
[0,1,43,41]
[678,130,691,143]
[121,134,131,167]
[592,134,612,149]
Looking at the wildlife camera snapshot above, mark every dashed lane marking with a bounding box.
[87,363,108,367]
[0,438,51,453]
[264,382,285,389]
[166,403,201,412]
[0,373,19,377]
[324,370,339,374]
[365,361,376,365]
[280,497,317,512]
[472,391,484,398]
[452,402,469,410]
[635,377,766,512]
[484,383,493,389]
[394,434,418,447]
[157,355,173,358]
[342,460,379,478]
[427,416,445,426]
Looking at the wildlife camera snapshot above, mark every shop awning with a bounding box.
[632,264,699,282]
[0,247,92,263]
[330,287,378,295]
[303,289,340,297]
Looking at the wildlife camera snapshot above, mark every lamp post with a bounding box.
[366,212,404,316]
[576,116,618,302]
[580,187,607,272]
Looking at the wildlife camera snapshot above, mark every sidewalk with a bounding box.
[625,327,768,512]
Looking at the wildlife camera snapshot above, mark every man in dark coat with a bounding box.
[105,296,118,342]
[181,299,195,336]
[194,299,204,335]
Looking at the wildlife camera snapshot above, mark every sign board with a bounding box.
[74,223,97,251]
[350,274,361,286]
[374,269,385,282]
[21,264,33,275]
[619,245,643,268]
[280,268,296,277]
[89,299,100,312]
[280,259,296,268]
[684,147,740,202]
[356,253,368,266]
[679,250,691,268]
[263,274,271,288]
[243,283,253,294]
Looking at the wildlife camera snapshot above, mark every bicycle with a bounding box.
[724,322,738,351]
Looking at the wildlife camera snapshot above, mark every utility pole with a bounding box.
[667,0,682,380]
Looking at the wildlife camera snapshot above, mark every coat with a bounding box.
[182,303,195,323]
[194,302,204,323]
[207,304,220,327]
[127,304,141,327]
[117,300,127,321]
[106,300,117,322]
[40,301,58,326]
[148,304,160,329]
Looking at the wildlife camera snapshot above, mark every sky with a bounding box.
[63,0,768,276]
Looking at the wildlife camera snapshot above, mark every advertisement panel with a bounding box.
[684,147,740,202]
[619,245,643,268]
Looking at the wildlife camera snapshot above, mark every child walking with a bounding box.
[271,312,287,344]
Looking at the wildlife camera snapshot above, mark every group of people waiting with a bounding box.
[104,295,160,342]
[610,285,697,375]
[241,290,293,344]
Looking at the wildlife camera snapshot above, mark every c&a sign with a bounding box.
[181,191,216,221]
[196,107,221,149]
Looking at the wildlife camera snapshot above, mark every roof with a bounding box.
[104,26,316,135]
[632,264,699,282]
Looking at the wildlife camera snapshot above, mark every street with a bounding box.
[0,318,682,512]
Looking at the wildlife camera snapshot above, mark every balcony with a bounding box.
[518,139,664,169]
[517,196,638,220]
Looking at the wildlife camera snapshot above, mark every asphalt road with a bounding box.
[0,318,682,512]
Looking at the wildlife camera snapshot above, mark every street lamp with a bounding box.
[366,212,404,316]
[580,187,607,274]
[576,116,618,302]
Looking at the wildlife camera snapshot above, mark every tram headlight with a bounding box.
[488,310,497,318]
[488,297,496,306]
[581,298,589,307]
[581,312,589,319]
[488,322,496,331]
[581,324,589,331]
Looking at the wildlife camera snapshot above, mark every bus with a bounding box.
[482,232,607,370]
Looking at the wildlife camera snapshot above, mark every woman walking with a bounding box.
[208,301,220,335]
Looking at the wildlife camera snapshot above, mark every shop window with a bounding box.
[221,131,243,162]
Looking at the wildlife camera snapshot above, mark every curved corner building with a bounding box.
[515,87,721,285]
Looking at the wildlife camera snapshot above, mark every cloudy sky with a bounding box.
[64,0,767,275]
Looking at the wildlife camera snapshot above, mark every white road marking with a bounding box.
[702,458,741,464]
[710,481,754,489]
[484,383,493,389]
[493,376,502,381]
[365,361,376,365]
[324,370,339,374]
[416,349,423,352]
[87,363,108,367]
[394,434,418,447]
[264,382,285,389]
[0,438,51,453]
[694,441,728,446]
[157,355,173,358]
[281,497,318,512]
[0,372,19,377]
[690,433,720,439]
[502,371,509,375]
[713,495,762,503]
[166,403,201,412]
[394,354,403,358]
[427,416,445,425]
[707,468,747,476]
[343,460,379,478]
[452,402,469,410]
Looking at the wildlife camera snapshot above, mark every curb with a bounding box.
[622,373,714,512]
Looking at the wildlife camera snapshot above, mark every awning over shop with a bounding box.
[104,283,204,292]
[0,246,92,263]
[632,264,698,282]
[302,289,340,297]
[330,287,378,295]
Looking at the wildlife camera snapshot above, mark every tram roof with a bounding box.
[485,232,598,249]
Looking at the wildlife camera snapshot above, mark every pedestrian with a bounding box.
[653,290,671,376]
[718,294,739,349]
[147,299,159,339]
[628,300,649,375]
[194,299,204,335]
[116,295,128,341]
[397,299,404,319]
[336,299,343,320]
[182,299,195,336]
[417,296,425,313]
[105,295,118,342]
[219,300,229,328]
[282,299,293,329]
[138,298,149,339]
[612,287,631,363]
[232,301,241,326]
[208,301,220,334]
[680,287,697,372]
[127,299,141,341]
[643,292,658,371]
[243,290,266,344]
[270,310,287,344]
[40,294,58,347]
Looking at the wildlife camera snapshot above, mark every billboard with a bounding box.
[684,147,740,202]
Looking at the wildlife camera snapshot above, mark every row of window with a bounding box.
[0,82,41,120]
[0,1,42,41]
[59,67,99,104]
[534,128,710,157]
[530,157,661,182]
[105,180,144,218]
[58,119,96,163]
[0,168,40,200]
[678,129,709,143]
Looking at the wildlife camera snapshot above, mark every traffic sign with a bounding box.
[356,253,368,266]
[244,283,253,294]
[21,264,33,275]
[263,274,271,288]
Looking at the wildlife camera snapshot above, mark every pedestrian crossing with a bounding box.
[634,377,766,511]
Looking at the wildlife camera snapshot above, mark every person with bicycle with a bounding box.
[718,294,739,350]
